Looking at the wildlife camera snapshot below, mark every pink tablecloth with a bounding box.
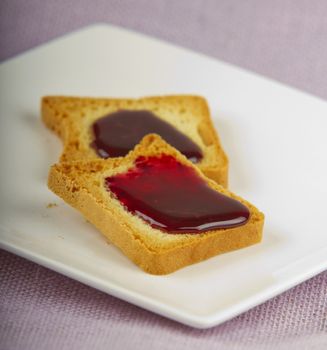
[0,1,326,349]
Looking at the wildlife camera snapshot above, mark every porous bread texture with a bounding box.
[48,134,264,275]
[42,95,228,187]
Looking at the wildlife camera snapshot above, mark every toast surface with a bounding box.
[48,134,264,275]
[42,95,228,186]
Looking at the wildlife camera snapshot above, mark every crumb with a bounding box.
[47,203,58,208]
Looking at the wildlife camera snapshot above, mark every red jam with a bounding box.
[105,155,250,234]
[91,110,203,163]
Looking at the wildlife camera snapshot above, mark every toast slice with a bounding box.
[42,95,229,186]
[48,134,264,275]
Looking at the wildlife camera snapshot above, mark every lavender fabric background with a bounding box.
[0,1,327,349]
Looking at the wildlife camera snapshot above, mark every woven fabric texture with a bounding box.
[0,1,327,349]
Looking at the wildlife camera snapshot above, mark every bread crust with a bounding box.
[42,95,229,187]
[48,134,264,275]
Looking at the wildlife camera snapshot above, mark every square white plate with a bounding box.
[0,24,326,329]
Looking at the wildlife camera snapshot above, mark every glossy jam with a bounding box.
[91,110,203,163]
[105,155,250,234]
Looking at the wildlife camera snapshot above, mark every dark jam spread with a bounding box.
[105,155,250,234]
[91,110,203,163]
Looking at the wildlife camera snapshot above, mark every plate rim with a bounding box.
[2,240,326,329]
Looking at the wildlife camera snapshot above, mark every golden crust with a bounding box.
[42,95,229,187]
[48,134,264,275]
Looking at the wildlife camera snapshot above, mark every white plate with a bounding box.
[0,24,326,329]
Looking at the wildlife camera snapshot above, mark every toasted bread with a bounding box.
[48,135,264,275]
[42,95,228,186]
